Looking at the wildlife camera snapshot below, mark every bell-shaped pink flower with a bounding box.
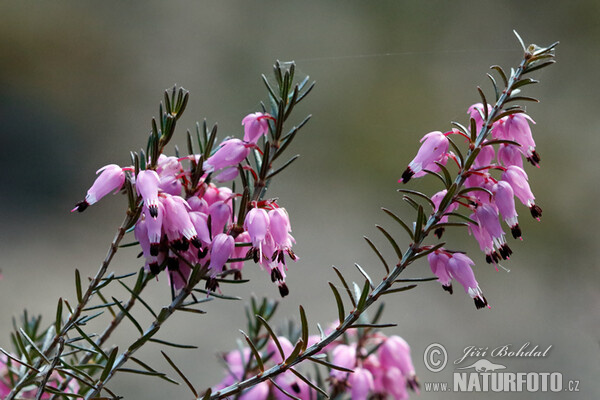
[473,143,495,169]
[136,169,161,218]
[401,131,449,183]
[167,255,191,291]
[159,174,183,196]
[468,103,493,135]
[230,232,251,278]
[427,251,452,293]
[447,253,488,309]
[431,189,459,238]
[189,211,211,247]
[497,113,539,166]
[473,203,512,260]
[242,112,272,144]
[187,195,208,213]
[497,143,524,168]
[349,367,374,400]
[244,208,270,259]
[493,181,521,239]
[162,195,201,250]
[214,167,239,183]
[239,381,270,400]
[144,201,164,256]
[330,344,356,380]
[72,164,125,212]
[135,217,157,273]
[208,201,232,237]
[273,371,312,400]
[382,367,409,400]
[205,139,250,172]
[268,208,293,250]
[266,336,294,364]
[378,336,416,387]
[209,233,234,274]
[156,155,182,176]
[501,165,542,219]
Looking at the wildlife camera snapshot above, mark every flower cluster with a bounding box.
[215,328,418,400]
[329,332,419,400]
[1,355,79,399]
[73,112,296,296]
[400,103,543,308]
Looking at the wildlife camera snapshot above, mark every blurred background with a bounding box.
[0,1,598,399]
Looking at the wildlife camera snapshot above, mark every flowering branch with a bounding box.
[207,33,557,400]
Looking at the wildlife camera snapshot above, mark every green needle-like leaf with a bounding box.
[240,330,264,372]
[75,269,83,303]
[356,279,371,310]
[381,285,418,295]
[161,351,198,397]
[256,315,284,360]
[284,339,304,364]
[328,282,345,326]
[332,266,356,307]
[99,346,119,382]
[299,306,309,352]
[381,208,414,240]
[354,263,374,289]
[364,236,389,274]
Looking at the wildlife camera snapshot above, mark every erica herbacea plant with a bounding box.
[0,33,556,400]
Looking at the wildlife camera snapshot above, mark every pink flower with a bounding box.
[498,143,524,168]
[208,201,232,237]
[378,336,418,390]
[431,189,459,238]
[244,208,270,261]
[447,253,488,309]
[493,181,521,239]
[205,139,251,172]
[473,143,495,169]
[214,167,239,183]
[330,344,356,380]
[472,203,512,261]
[268,208,296,264]
[189,211,211,248]
[400,131,449,183]
[468,103,493,135]
[162,195,201,250]
[72,164,126,212]
[242,112,273,144]
[427,251,453,293]
[501,166,542,219]
[382,367,409,400]
[230,232,251,278]
[209,233,235,274]
[273,372,312,400]
[496,113,540,166]
[143,201,164,255]
[349,367,374,400]
[136,169,161,217]
[134,216,162,275]
[240,381,270,400]
[266,336,294,364]
[167,255,192,291]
